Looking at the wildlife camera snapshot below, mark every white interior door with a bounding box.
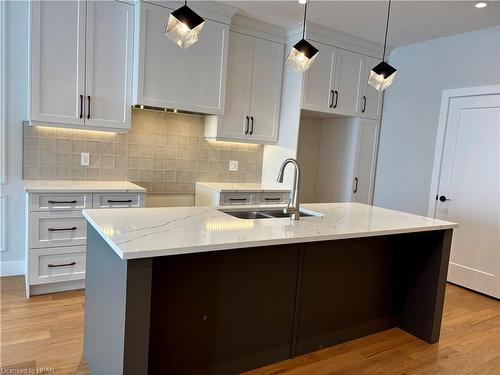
[85,1,133,130]
[248,38,284,143]
[434,93,500,298]
[351,119,380,204]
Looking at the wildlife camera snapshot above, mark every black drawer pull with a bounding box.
[107,199,133,203]
[48,262,76,268]
[264,197,282,201]
[48,227,77,232]
[228,198,248,201]
[48,200,78,204]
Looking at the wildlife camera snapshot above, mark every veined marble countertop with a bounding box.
[195,182,290,192]
[83,203,458,260]
[23,180,146,193]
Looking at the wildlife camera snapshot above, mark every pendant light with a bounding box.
[368,0,397,91]
[165,1,205,49]
[285,0,319,73]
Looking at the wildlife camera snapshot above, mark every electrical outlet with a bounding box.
[81,152,90,166]
[229,160,239,171]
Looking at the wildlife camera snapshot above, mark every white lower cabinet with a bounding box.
[25,190,144,297]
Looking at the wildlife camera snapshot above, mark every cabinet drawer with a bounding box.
[30,193,92,211]
[29,246,86,285]
[29,211,86,249]
[258,192,289,205]
[220,193,253,205]
[93,193,144,208]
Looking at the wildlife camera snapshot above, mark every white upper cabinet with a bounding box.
[359,56,383,120]
[332,49,363,116]
[205,31,284,144]
[29,1,86,126]
[84,1,134,130]
[301,42,336,114]
[29,0,134,131]
[133,2,229,115]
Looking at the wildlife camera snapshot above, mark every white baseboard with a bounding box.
[0,260,25,276]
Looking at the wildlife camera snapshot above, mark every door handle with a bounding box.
[48,262,76,268]
[87,95,91,119]
[48,226,77,232]
[362,96,367,113]
[438,195,450,202]
[333,90,339,109]
[250,116,254,135]
[353,177,358,193]
[329,90,335,108]
[244,116,249,134]
[79,95,83,119]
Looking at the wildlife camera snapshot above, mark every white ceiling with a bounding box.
[222,1,500,47]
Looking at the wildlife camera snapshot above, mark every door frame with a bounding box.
[427,84,500,217]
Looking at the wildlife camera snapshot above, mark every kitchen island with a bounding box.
[82,203,457,375]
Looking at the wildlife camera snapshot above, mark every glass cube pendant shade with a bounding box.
[285,39,319,73]
[165,5,205,49]
[368,61,397,92]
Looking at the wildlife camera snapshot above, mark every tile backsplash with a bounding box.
[23,109,263,193]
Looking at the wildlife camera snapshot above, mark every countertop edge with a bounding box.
[83,210,126,260]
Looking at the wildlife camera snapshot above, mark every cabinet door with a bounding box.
[85,1,134,130]
[30,1,86,125]
[248,38,284,143]
[359,56,383,120]
[301,43,336,113]
[351,119,379,204]
[134,3,229,115]
[331,49,363,116]
[218,32,253,141]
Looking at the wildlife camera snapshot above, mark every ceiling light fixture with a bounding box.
[475,2,488,8]
[165,0,205,49]
[285,0,319,73]
[368,0,397,92]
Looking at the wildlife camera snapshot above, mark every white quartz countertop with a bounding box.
[23,180,146,193]
[82,203,458,260]
[195,182,290,193]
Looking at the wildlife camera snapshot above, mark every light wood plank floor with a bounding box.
[1,276,499,374]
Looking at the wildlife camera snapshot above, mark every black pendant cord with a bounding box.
[185,0,187,5]
[382,0,392,61]
[302,2,308,39]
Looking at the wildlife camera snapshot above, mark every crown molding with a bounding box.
[230,14,286,44]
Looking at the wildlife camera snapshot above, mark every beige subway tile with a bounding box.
[187,172,196,183]
[198,160,208,172]
[165,159,176,170]
[127,156,140,169]
[165,147,177,159]
[140,157,153,170]
[71,168,86,180]
[24,152,39,166]
[140,145,153,158]
[40,167,56,180]
[86,168,100,180]
[100,168,114,181]
[87,141,101,154]
[128,144,141,157]
[24,166,40,180]
[115,156,128,169]
[86,130,102,141]
[176,171,187,183]
[178,122,190,136]
[166,121,178,136]
[164,182,176,192]
[127,169,140,181]
[24,125,38,137]
[56,167,71,180]
[56,153,73,166]
[39,138,56,152]
[153,157,165,169]
[56,139,72,153]
[101,155,114,168]
[153,145,165,159]
[72,129,87,140]
[154,120,167,135]
[189,120,204,136]
[40,152,56,166]
[209,149,219,161]
[198,148,209,160]
[72,154,82,167]
[187,160,198,171]
[115,143,128,156]
[141,132,154,145]
[177,136,188,148]
[101,132,116,143]
[237,173,246,183]
[113,168,127,180]
[89,154,101,168]
[164,170,176,182]
[101,142,115,155]
[176,160,188,170]
[152,170,164,182]
[38,126,56,138]
[56,128,73,139]
[177,147,189,160]
[151,182,164,193]
[72,140,87,153]
[220,150,230,161]
[24,137,39,152]
[196,171,209,182]
[127,132,141,144]
[154,134,166,146]
[140,170,152,181]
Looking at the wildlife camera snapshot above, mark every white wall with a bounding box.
[0,1,28,276]
[374,26,500,215]
[296,117,321,202]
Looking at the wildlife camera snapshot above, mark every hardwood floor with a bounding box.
[1,276,499,374]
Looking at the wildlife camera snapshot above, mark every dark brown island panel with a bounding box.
[84,226,453,375]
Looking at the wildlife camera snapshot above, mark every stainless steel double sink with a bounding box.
[218,208,321,219]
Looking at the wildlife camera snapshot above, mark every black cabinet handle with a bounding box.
[48,262,76,268]
[329,90,335,108]
[362,96,367,113]
[48,226,77,232]
[250,116,254,135]
[353,177,358,193]
[229,198,248,202]
[87,95,91,119]
[107,199,133,203]
[79,95,83,119]
[244,116,249,134]
[264,197,282,201]
[333,90,339,109]
[48,200,77,204]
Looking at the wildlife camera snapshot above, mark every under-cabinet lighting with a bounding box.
[475,2,488,8]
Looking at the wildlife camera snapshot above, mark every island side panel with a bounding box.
[396,229,453,343]
[295,236,400,356]
[84,226,152,375]
[147,244,301,375]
